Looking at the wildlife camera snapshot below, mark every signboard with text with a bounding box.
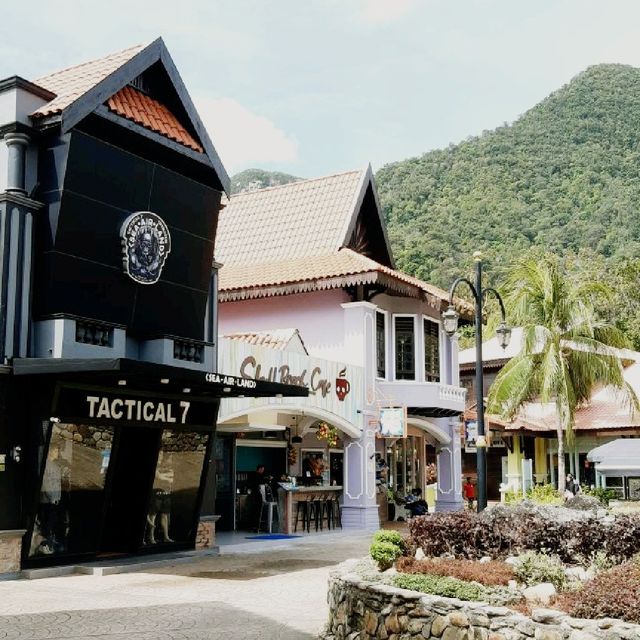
[218,338,364,428]
[54,387,219,428]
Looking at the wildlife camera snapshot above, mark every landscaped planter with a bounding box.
[320,559,640,640]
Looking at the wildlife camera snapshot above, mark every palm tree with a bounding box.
[487,255,638,494]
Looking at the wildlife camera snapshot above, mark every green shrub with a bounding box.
[588,550,616,574]
[527,484,563,505]
[583,487,617,506]
[513,551,567,590]
[392,573,485,601]
[504,490,522,504]
[372,529,407,552]
[370,541,403,571]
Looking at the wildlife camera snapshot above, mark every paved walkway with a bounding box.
[0,531,373,639]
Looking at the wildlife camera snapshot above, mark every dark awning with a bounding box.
[12,357,308,400]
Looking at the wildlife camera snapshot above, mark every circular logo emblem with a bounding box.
[120,211,172,285]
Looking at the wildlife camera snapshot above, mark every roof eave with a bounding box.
[31,38,230,195]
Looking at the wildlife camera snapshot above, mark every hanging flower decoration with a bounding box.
[287,444,297,465]
[316,421,339,447]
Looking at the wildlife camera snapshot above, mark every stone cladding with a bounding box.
[321,560,640,640]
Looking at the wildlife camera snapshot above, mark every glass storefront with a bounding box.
[143,429,209,547]
[28,422,209,562]
[29,422,114,558]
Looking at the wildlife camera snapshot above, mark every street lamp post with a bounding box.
[442,251,511,512]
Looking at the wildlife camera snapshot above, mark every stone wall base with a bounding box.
[321,559,640,640]
[195,516,220,550]
[0,530,25,574]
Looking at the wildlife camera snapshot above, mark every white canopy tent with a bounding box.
[588,438,640,500]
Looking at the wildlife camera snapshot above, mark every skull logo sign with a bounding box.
[120,212,172,285]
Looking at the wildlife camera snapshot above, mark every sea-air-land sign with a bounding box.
[121,211,172,284]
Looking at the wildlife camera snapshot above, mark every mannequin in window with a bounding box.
[38,444,63,554]
[145,451,174,544]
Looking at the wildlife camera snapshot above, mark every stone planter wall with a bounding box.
[321,560,640,640]
[0,529,26,575]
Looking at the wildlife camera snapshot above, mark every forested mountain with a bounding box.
[231,168,301,193]
[376,64,640,289]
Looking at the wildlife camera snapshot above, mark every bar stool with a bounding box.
[294,495,312,533]
[322,495,335,529]
[257,484,279,533]
[332,496,342,529]
[310,493,324,531]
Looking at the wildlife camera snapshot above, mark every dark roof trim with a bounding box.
[0,75,56,100]
[38,38,230,195]
[94,105,214,169]
[12,357,308,399]
[459,359,509,373]
[339,165,395,269]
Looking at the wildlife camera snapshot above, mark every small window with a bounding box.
[424,318,440,382]
[376,311,386,378]
[394,316,415,380]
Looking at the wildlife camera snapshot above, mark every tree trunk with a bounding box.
[556,425,566,495]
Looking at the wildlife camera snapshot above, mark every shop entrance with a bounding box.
[100,427,161,554]
[26,421,209,565]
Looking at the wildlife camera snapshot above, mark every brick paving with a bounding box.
[0,531,372,639]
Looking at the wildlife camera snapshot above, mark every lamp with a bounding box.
[443,251,509,512]
[496,321,512,350]
[442,306,459,336]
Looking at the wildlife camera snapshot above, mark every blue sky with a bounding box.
[4,0,640,177]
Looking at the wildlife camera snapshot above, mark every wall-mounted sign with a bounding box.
[218,339,364,427]
[120,211,172,284]
[54,388,218,428]
[379,407,407,438]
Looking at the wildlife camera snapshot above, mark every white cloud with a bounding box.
[358,0,418,25]
[195,97,299,174]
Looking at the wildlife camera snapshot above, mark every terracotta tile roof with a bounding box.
[216,169,471,312]
[217,169,365,265]
[218,246,455,307]
[485,361,640,434]
[31,44,146,118]
[106,86,203,152]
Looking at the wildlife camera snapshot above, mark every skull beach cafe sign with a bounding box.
[217,339,363,426]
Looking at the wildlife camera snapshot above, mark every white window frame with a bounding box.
[421,314,443,384]
[391,313,418,382]
[375,309,389,381]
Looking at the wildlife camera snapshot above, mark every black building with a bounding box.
[0,39,305,574]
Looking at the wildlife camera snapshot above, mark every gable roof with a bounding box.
[29,38,229,194]
[217,165,393,266]
[217,166,470,314]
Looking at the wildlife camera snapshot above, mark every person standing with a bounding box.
[463,477,475,510]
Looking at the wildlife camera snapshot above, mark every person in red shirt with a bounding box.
[463,477,475,510]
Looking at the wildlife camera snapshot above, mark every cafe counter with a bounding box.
[278,485,342,534]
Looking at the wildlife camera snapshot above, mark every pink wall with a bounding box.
[219,289,352,362]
